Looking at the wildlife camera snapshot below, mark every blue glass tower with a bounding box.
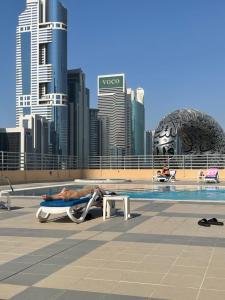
[68,69,90,166]
[128,88,145,155]
[16,0,68,155]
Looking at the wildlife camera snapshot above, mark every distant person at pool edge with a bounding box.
[198,170,205,182]
[157,170,162,177]
[199,170,205,178]
[162,165,170,177]
[41,185,105,201]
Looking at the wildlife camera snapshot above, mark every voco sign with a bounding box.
[102,78,120,85]
[99,76,124,89]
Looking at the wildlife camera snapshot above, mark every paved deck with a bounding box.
[1,183,225,299]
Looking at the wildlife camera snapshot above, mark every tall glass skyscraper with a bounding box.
[98,74,131,156]
[89,108,100,157]
[127,87,145,155]
[68,69,90,166]
[16,0,68,155]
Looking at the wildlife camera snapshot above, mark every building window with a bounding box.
[23,120,29,128]
[23,107,31,115]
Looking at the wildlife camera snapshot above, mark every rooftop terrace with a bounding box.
[1,181,225,299]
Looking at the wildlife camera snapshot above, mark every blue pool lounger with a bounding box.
[36,191,100,223]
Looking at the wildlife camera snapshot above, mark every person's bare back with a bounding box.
[41,185,100,201]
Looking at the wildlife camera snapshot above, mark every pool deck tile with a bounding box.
[9,287,66,300]
[2,181,225,299]
[0,283,27,300]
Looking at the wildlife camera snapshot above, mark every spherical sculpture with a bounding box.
[153,109,225,155]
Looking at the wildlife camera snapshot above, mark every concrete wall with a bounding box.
[0,170,81,184]
[0,168,224,184]
[82,169,225,181]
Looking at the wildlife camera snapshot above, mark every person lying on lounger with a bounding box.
[155,170,167,182]
[41,186,115,202]
[162,165,170,177]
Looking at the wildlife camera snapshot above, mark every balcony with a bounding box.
[39,64,52,83]
[39,27,52,44]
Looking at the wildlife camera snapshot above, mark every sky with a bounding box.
[1,0,225,130]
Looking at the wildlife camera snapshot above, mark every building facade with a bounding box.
[89,108,100,157]
[0,127,33,154]
[128,87,145,155]
[16,0,68,155]
[153,109,225,155]
[68,69,89,167]
[145,130,153,155]
[98,74,131,156]
[19,114,49,154]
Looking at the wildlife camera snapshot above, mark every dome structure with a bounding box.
[153,109,225,155]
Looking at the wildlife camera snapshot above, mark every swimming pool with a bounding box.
[119,186,225,201]
[8,184,225,202]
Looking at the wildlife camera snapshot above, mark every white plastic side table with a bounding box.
[103,195,130,221]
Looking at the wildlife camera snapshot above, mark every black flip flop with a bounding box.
[198,218,210,227]
[207,218,224,226]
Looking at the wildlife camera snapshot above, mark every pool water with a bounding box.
[120,186,225,201]
[11,185,225,202]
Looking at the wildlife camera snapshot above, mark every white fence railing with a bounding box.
[0,152,78,171]
[88,155,225,169]
[1,152,225,170]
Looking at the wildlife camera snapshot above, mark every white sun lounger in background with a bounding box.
[152,170,176,182]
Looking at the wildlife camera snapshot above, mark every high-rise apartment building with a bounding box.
[0,127,33,154]
[68,69,89,166]
[128,87,145,155]
[145,130,154,155]
[89,108,100,157]
[16,0,68,155]
[0,127,34,170]
[98,74,131,156]
[19,114,49,154]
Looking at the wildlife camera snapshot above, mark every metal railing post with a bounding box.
[22,152,25,171]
